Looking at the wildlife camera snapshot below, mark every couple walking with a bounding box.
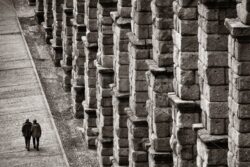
[22,119,42,151]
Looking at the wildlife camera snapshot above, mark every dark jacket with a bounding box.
[31,123,42,138]
[22,121,32,137]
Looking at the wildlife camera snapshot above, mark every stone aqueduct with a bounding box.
[29,0,250,166]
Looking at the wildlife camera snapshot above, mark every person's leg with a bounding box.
[27,136,31,151]
[36,137,40,151]
[25,137,28,149]
[33,137,36,149]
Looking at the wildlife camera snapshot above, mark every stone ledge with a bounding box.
[127,32,152,47]
[111,11,131,26]
[116,17,131,27]
[62,5,73,14]
[42,23,53,30]
[96,61,114,74]
[111,87,130,99]
[83,101,97,116]
[97,137,113,147]
[52,44,63,49]
[71,19,86,29]
[168,92,201,113]
[60,64,73,72]
[146,59,173,76]
[84,128,99,137]
[225,18,250,37]
[72,84,85,91]
[84,109,97,117]
[197,128,228,149]
[148,148,173,163]
[82,36,98,48]
[35,10,44,14]
[125,108,148,127]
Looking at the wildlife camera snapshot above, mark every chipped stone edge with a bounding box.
[11,1,70,166]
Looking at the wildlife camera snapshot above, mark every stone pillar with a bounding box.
[95,0,117,166]
[110,0,131,166]
[35,0,44,24]
[71,0,86,118]
[146,0,174,166]
[51,0,64,67]
[82,0,99,149]
[225,0,250,166]
[196,1,236,166]
[43,0,54,44]
[168,0,200,166]
[126,0,152,166]
[146,62,173,167]
[61,0,73,92]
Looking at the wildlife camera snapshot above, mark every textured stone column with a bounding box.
[82,0,99,149]
[51,0,63,66]
[96,66,114,167]
[168,0,200,166]
[95,0,117,166]
[225,0,250,166]
[43,0,54,44]
[126,0,152,166]
[146,0,174,166]
[61,0,73,92]
[196,1,236,166]
[71,0,86,118]
[35,0,44,24]
[110,0,131,166]
[146,61,173,167]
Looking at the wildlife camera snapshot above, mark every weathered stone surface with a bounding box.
[31,0,250,166]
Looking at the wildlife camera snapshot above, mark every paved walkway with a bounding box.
[0,0,69,166]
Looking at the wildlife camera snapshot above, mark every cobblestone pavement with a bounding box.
[0,0,69,166]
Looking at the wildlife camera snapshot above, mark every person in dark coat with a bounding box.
[31,119,42,151]
[22,119,32,151]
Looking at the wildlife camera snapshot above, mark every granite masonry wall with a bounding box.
[34,0,250,166]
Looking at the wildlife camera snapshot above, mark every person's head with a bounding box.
[26,119,29,123]
[33,119,37,124]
